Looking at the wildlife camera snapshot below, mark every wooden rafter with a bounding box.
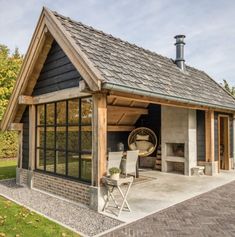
[107,105,148,114]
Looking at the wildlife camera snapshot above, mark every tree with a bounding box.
[222,79,235,97]
[0,44,23,158]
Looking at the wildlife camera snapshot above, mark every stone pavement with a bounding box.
[101,180,235,237]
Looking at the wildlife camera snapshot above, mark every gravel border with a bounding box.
[0,179,122,236]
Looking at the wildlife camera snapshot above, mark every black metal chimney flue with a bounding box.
[174,35,186,71]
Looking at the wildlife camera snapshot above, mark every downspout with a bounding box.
[102,82,235,111]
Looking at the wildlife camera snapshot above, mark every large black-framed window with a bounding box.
[35,97,92,183]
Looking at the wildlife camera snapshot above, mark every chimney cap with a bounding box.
[174,35,186,45]
[174,34,185,39]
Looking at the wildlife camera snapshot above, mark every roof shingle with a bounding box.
[53,11,235,110]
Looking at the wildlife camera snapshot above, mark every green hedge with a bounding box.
[0,131,18,159]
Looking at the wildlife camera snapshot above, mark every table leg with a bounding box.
[117,182,132,216]
[136,156,139,178]
[103,186,119,212]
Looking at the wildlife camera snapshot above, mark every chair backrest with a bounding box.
[107,152,123,174]
[125,150,139,174]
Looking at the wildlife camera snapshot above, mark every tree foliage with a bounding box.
[0,44,23,158]
[222,79,235,97]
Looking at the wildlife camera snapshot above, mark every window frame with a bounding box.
[35,96,92,184]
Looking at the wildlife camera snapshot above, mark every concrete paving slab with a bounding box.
[101,170,235,222]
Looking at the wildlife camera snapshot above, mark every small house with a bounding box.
[1,7,235,210]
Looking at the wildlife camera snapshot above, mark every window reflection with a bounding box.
[35,97,92,183]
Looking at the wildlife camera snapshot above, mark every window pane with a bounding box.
[37,105,44,125]
[56,151,66,175]
[46,128,55,149]
[68,99,79,124]
[81,154,92,181]
[81,126,92,153]
[68,152,79,178]
[36,149,44,170]
[56,101,66,125]
[46,150,54,172]
[68,126,79,152]
[56,127,66,150]
[46,103,55,125]
[37,127,45,148]
[81,98,92,124]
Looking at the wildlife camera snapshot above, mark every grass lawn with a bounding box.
[0,196,80,237]
[0,159,17,180]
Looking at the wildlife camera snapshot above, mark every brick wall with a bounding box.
[20,169,28,185]
[33,172,90,205]
[172,162,184,173]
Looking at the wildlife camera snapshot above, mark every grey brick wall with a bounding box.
[33,172,90,205]
[20,169,28,185]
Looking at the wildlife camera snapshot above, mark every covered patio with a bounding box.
[101,169,235,222]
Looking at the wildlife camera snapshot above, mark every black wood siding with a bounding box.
[33,40,82,96]
[21,107,29,169]
[197,110,205,161]
[21,40,84,168]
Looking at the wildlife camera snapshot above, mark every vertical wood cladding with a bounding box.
[197,110,205,161]
[32,40,82,96]
[21,40,83,169]
[20,107,29,169]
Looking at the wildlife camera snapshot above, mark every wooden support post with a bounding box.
[92,93,107,186]
[205,110,215,162]
[17,129,23,169]
[29,105,36,171]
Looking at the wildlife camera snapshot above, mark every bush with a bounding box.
[0,131,18,159]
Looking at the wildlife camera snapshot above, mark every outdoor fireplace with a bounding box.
[166,143,185,157]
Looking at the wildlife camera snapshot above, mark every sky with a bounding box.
[0,0,234,85]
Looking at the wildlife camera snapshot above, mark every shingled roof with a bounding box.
[52,11,235,111]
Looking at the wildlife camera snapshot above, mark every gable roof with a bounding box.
[53,10,235,111]
[1,7,235,131]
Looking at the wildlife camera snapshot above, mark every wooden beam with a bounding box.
[92,93,107,186]
[19,87,90,105]
[0,11,52,131]
[107,93,235,114]
[107,125,134,132]
[44,8,102,91]
[33,87,90,104]
[205,110,215,162]
[8,123,23,131]
[107,105,148,114]
[19,96,33,105]
[29,105,36,171]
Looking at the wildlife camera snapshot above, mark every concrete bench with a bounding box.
[192,166,205,176]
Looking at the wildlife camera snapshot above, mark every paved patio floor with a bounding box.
[101,179,235,237]
[102,170,235,222]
